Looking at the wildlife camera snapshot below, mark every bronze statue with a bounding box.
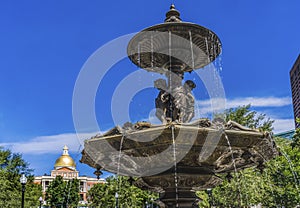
[154,79,169,123]
[182,80,196,123]
[154,75,196,123]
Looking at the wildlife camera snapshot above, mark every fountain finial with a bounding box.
[165,4,181,22]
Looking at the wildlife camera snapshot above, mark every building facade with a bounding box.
[34,146,105,205]
[290,54,300,129]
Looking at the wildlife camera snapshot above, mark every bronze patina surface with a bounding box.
[80,5,278,208]
[81,120,277,207]
[127,5,221,73]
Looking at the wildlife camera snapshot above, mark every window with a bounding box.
[80,194,84,201]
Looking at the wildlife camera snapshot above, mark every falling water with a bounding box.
[138,42,141,67]
[169,31,172,70]
[171,125,179,207]
[211,33,215,61]
[278,147,300,193]
[189,30,195,70]
[223,132,243,207]
[205,37,210,64]
[217,52,223,72]
[116,134,125,200]
[269,137,300,203]
[151,33,154,69]
[168,30,174,121]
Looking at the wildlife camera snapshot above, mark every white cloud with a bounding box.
[226,96,292,108]
[196,96,292,116]
[272,119,295,134]
[0,132,98,155]
[195,96,294,133]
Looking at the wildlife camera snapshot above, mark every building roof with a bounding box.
[54,145,76,169]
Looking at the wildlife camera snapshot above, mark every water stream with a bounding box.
[116,134,125,206]
[138,42,141,67]
[171,125,179,207]
[151,33,154,68]
[223,131,243,207]
[189,30,195,70]
[278,146,300,194]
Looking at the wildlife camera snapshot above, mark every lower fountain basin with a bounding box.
[80,119,278,207]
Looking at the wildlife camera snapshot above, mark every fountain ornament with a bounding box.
[80,5,278,208]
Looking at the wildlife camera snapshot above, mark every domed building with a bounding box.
[51,145,78,178]
[34,146,105,205]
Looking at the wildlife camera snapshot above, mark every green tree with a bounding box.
[197,106,279,207]
[197,106,300,207]
[0,147,42,208]
[45,175,80,208]
[223,104,274,132]
[88,176,158,208]
[65,178,80,207]
[263,137,300,207]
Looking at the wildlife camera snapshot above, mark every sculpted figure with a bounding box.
[168,72,185,122]
[154,79,169,123]
[182,80,196,123]
[171,79,196,123]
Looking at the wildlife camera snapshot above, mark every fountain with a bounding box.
[80,5,278,207]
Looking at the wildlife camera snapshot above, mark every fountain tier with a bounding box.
[127,4,221,73]
[81,120,277,207]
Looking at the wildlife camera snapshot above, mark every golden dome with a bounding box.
[54,145,76,169]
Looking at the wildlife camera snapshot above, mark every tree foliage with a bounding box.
[45,175,79,208]
[196,107,299,207]
[0,147,42,208]
[224,104,274,132]
[88,176,158,208]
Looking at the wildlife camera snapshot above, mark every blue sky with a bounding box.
[0,1,299,177]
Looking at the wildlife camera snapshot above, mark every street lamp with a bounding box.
[20,173,27,208]
[115,192,119,208]
[39,196,43,208]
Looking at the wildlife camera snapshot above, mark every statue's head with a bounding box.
[154,79,167,90]
[184,80,196,90]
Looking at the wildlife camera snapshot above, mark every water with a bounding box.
[151,33,154,68]
[217,52,223,72]
[189,30,195,70]
[278,147,300,194]
[171,125,179,207]
[116,134,125,205]
[224,132,243,207]
[169,31,172,70]
[205,37,210,64]
[270,137,300,203]
[138,42,141,67]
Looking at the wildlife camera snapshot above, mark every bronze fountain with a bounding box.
[81,5,277,208]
